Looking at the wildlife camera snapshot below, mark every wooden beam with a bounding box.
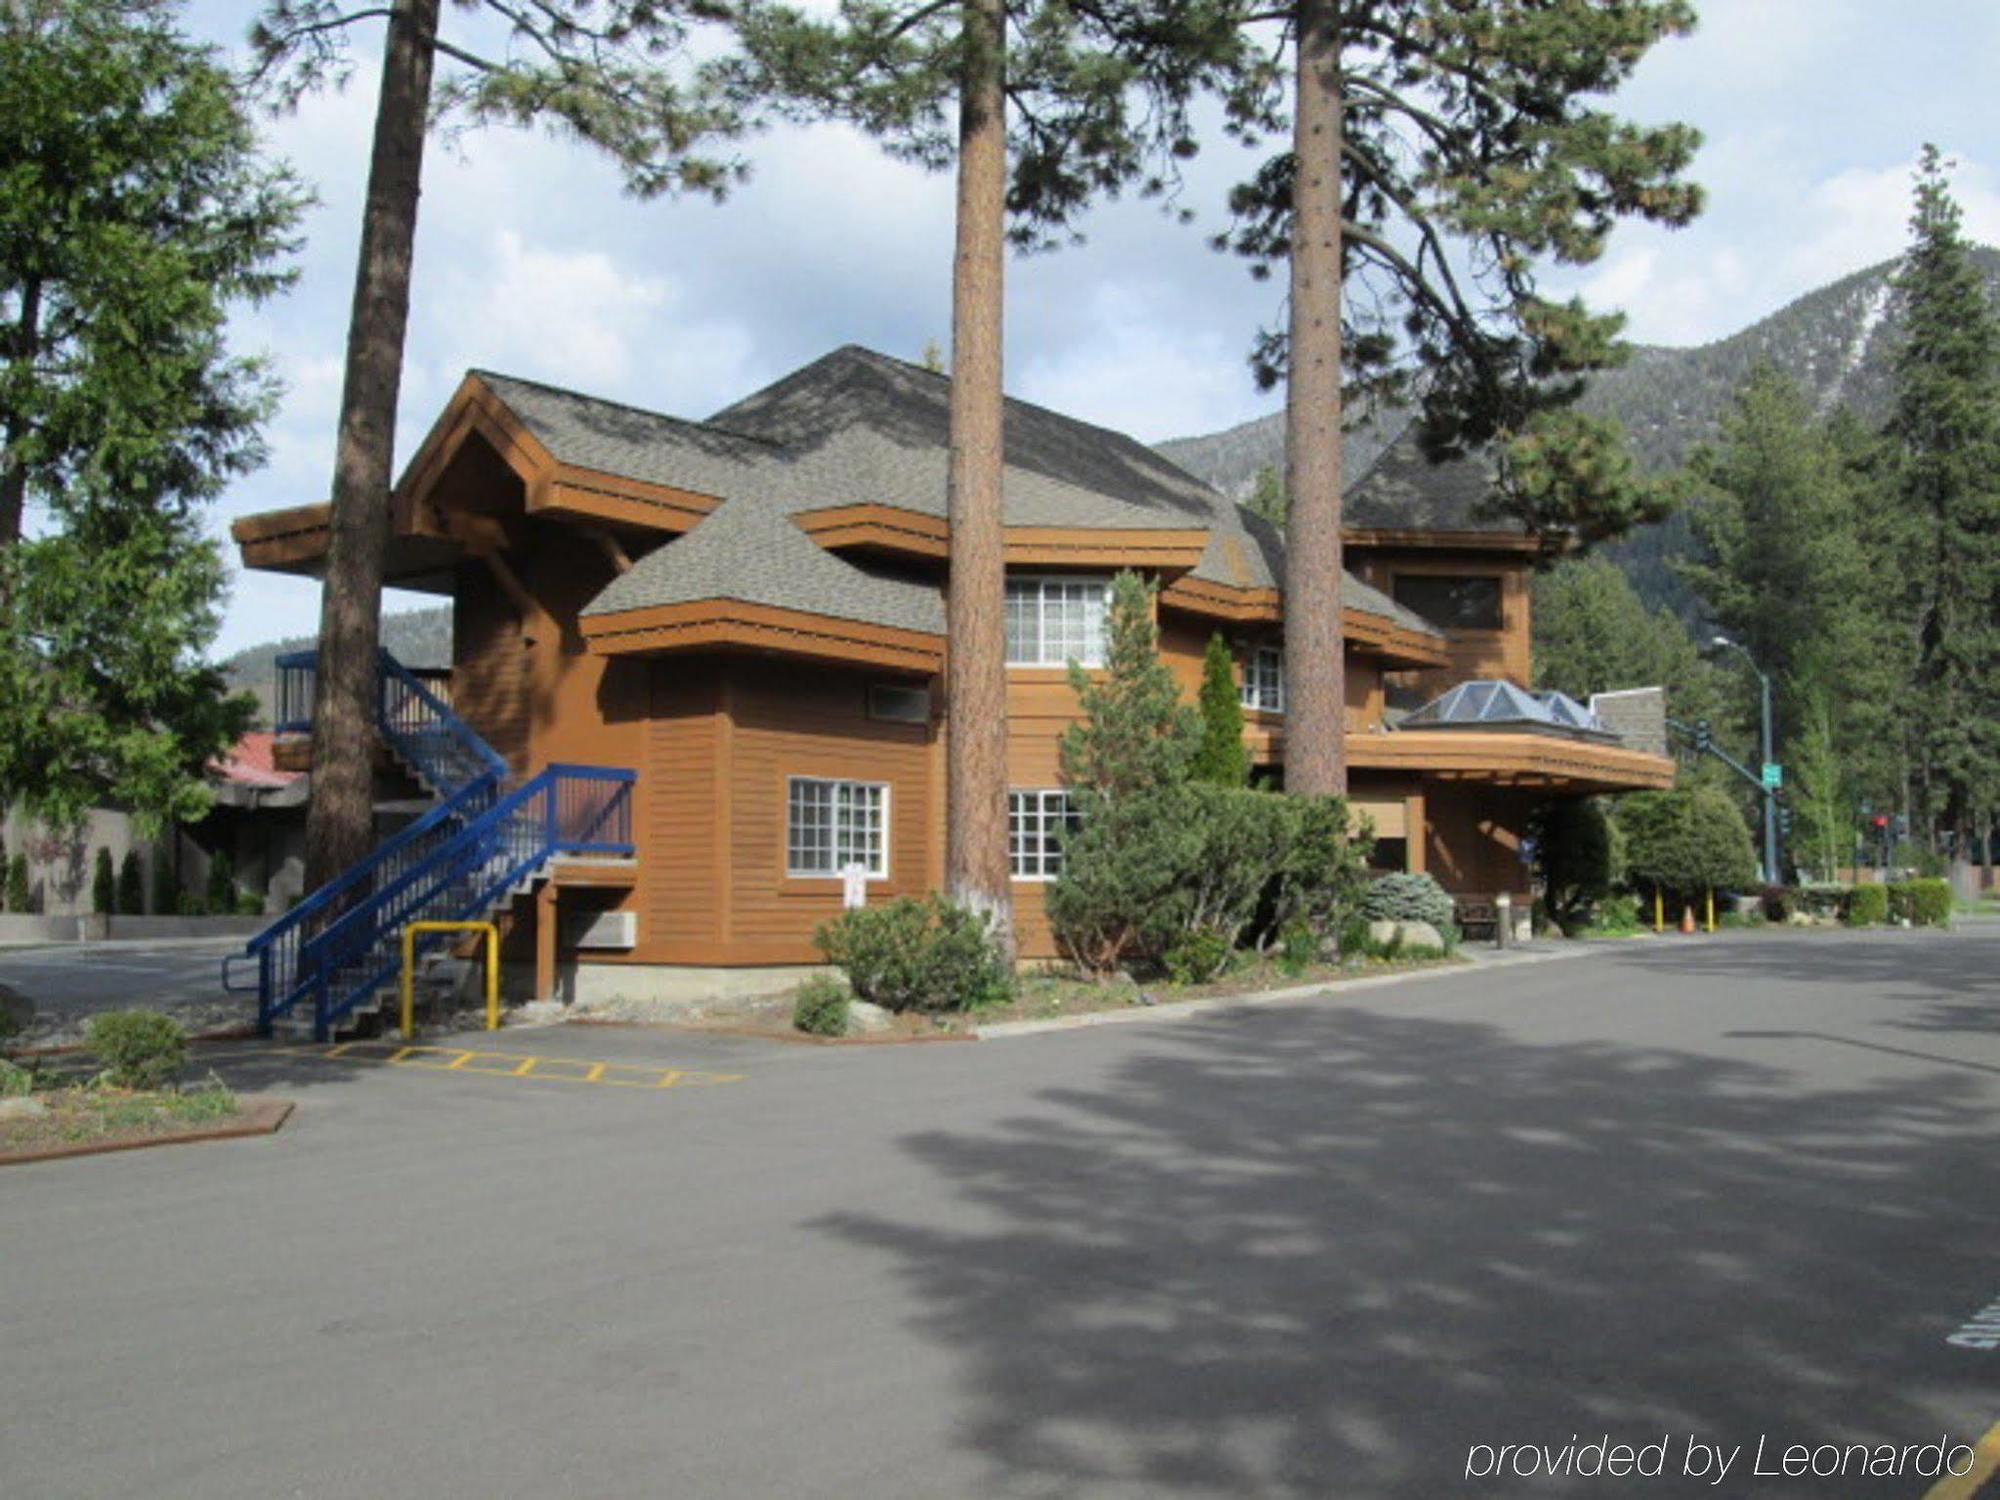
[534,879,557,1003]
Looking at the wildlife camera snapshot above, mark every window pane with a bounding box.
[790,779,885,876]
[1005,580,1039,663]
[788,779,833,874]
[1392,574,1503,631]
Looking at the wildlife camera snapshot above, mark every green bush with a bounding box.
[91,848,115,915]
[1164,929,1232,985]
[5,853,30,914]
[1536,798,1622,935]
[815,896,1012,1013]
[1583,892,1644,936]
[1356,871,1456,930]
[1796,883,1850,919]
[1888,878,1952,927]
[1615,787,1759,901]
[235,891,265,917]
[117,848,144,915]
[152,843,177,916]
[85,1010,187,1090]
[206,852,236,913]
[1845,882,1889,926]
[176,890,209,917]
[0,1058,32,1096]
[792,975,852,1036]
[1276,919,1320,976]
[1049,785,1364,977]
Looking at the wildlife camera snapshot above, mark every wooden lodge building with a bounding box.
[233,346,1672,998]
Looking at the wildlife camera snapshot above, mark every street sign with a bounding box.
[1761,762,1783,789]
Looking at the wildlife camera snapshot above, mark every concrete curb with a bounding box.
[974,945,1601,1040]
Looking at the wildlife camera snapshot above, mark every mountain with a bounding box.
[1153,248,2000,613]
[224,606,452,726]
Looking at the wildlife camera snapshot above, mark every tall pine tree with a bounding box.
[731,0,1248,945]
[1203,0,1703,794]
[1890,146,2000,853]
[251,0,753,888]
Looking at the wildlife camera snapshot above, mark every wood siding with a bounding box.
[1347,545,1533,702]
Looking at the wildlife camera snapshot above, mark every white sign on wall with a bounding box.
[841,862,868,910]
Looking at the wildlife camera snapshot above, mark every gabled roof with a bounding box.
[585,496,944,637]
[1345,425,1519,535]
[472,370,779,501]
[454,347,1447,650]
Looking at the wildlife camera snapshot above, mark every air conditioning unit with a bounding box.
[869,683,931,724]
[566,910,637,950]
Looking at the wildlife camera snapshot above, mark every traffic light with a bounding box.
[1872,814,1890,831]
[1694,718,1712,754]
[1777,804,1793,838]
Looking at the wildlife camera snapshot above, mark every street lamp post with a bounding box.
[1713,635,1779,884]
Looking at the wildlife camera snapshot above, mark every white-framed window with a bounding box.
[787,777,888,878]
[1005,575,1110,667]
[1009,789,1077,881]
[1240,644,1284,714]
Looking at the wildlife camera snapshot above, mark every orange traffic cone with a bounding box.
[1678,903,1696,935]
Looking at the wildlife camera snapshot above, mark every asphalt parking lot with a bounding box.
[5,926,2000,1498]
[0,936,247,1044]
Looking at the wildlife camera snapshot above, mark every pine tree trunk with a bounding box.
[303,0,439,891]
[943,0,1012,953]
[1281,0,1346,797]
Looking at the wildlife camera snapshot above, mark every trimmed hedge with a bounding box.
[1845,883,1888,926]
[1888,878,1952,927]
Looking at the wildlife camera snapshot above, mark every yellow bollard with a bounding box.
[1706,889,1715,932]
[1653,887,1664,933]
[400,920,501,1039]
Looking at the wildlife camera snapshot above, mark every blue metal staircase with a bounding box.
[232,650,635,1041]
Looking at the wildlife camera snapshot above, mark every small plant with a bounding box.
[792,975,852,1037]
[117,848,144,914]
[91,848,115,915]
[5,852,30,914]
[1356,872,1456,931]
[1758,884,1798,923]
[1583,892,1644,937]
[85,1010,188,1091]
[816,895,1012,1013]
[236,891,266,917]
[1845,882,1889,926]
[0,1058,32,1097]
[176,890,209,917]
[1276,919,1320,976]
[1164,930,1231,985]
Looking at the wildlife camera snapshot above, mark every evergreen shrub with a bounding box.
[815,896,1011,1013]
[1356,872,1456,930]
[792,975,851,1036]
[86,1010,187,1090]
[117,849,144,914]
[92,848,115,915]
[1537,798,1622,934]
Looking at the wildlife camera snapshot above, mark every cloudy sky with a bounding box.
[183,0,2000,658]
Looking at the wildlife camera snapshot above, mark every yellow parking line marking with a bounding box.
[222,1041,743,1092]
[1924,1423,2000,1500]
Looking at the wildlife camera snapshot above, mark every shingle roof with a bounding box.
[1345,424,1519,534]
[583,496,945,637]
[470,347,1444,643]
[474,370,779,501]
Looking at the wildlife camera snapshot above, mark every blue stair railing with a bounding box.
[237,650,634,1039]
[295,765,633,1039]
